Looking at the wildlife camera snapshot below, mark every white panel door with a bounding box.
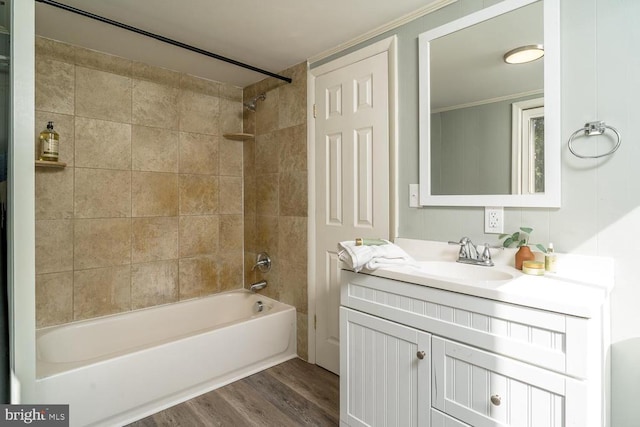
[341,308,430,427]
[315,51,389,374]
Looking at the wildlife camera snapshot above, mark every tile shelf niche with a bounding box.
[222,133,254,141]
[35,160,66,168]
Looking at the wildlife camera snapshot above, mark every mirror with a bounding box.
[418,0,560,207]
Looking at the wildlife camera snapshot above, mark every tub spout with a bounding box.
[249,280,267,292]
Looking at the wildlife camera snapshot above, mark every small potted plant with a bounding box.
[498,227,546,270]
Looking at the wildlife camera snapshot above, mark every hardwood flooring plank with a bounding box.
[265,359,339,416]
[244,370,339,426]
[186,391,250,426]
[215,379,304,427]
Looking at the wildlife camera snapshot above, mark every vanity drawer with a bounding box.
[341,271,591,378]
[432,337,588,427]
[431,409,471,426]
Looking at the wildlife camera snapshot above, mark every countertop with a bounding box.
[351,238,614,318]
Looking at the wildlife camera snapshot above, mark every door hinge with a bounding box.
[313,104,317,118]
[314,314,317,330]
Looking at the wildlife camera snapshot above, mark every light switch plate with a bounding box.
[485,207,504,234]
[409,184,420,207]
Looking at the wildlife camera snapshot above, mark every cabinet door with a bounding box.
[432,337,588,427]
[341,307,431,427]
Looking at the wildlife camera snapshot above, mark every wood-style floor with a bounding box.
[127,358,339,427]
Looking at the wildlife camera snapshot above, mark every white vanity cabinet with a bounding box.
[340,269,608,427]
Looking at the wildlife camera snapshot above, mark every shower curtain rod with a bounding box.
[35,0,293,84]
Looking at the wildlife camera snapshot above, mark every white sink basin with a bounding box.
[418,261,515,282]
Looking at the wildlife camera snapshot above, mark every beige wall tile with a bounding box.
[36,272,73,328]
[278,62,308,129]
[179,132,219,175]
[179,174,218,215]
[75,117,131,170]
[220,98,243,134]
[74,168,131,218]
[35,58,75,115]
[179,215,219,257]
[178,256,218,299]
[178,91,219,135]
[255,89,279,134]
[180,75,221,97]
[132,125,179,173]
[219,176,243,214]
[278,124,307,172]
[132,62,181,87]
[75,66,132,123]
[219,140,243,176]
[256,215,279,257]
[35,36,75,64]
[220,84,243,102]
[35,220,74,274]
[244,251,257,286]
[244,213,256,253]
[279,264,308,313]
[219,214,243,252]
[243,107,256,135]
[243,140,255,177]
[131,260,179,309]
[279,216,307,266]
[219,251,244,292]
[35,111,75,165]
[296,312,308,361]
[255,174,279,216]
[243,174,256,216]
[132,79,179,129]
[35,168,74,220]
[74,266,131,320]
[255,132,279,174]
[74,46,132,77]
[132,217,178,263]
[132,172,179,217]
[279,171,307,217]
[74,218,131,270]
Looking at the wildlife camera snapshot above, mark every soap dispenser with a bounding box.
[545,243,557,273]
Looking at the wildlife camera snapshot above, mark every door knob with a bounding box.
[416,351,426,360]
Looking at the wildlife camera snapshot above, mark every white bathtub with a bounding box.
[34,290,297,427]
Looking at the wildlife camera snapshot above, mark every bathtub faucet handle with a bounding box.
[252,252,271,273]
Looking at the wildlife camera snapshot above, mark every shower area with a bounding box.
[31,0,310,385]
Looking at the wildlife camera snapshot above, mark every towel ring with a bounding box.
[568,121,621,159]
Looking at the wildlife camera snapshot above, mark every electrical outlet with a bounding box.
[485,207,504,234]
[409,184,420,208]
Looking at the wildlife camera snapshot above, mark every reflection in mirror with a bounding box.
[418,0,561,207]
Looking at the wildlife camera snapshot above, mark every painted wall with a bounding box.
[313,0,640,424]
[34,37,245,327]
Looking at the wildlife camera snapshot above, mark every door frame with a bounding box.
[307,36,398,364]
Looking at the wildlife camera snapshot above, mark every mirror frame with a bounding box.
[418,0,560,207]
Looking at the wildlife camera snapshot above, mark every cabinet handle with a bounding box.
[416,351,426,360]
[490,395,501,406]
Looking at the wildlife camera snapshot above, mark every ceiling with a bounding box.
[35,0,438,88]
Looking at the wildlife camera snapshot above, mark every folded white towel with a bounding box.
[338,239,416,272]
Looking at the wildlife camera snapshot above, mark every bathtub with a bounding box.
[34,290,297,427]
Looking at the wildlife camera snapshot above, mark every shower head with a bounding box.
[243,93,266,112]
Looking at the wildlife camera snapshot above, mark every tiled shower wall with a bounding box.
[34,37,245,327]
[243,63,309,359]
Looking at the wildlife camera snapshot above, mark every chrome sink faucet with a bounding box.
[448,237,499,267]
